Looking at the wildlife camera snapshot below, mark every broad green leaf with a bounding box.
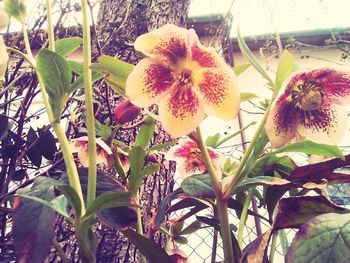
[123,228,173,262]
[274,196,349,230]
[67,71,102,95]
[233,63,251,76]
[83,191,134,221]
[273,140,344,159]
[12,180,57,263]
[37,49,72,120]
[129,146,146,178]
[91,55,134,95]
[205,133,221,148]
[237,28,274,87]
[181,174,215,198]
[234,176,290,194]
[240,92,259,102]
[286,213,350,263]
[134,116,155,148]
[0,114,9,140]
[275,50,294,93]
[68,60,84,74]
[4,0,26,22]
[55,37,83,57]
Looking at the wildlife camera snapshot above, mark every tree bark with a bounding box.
[47,1,190,262]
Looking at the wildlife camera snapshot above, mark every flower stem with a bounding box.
[269,232,278,263]
[22,19,85,213]
[196,127,234,263]
[46,0,55,52]
[135,193,147,263]
[237,189,253,248]
[80,0,97,207]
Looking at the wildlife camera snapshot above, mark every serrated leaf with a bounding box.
[181,174,215,198]
[205,133,221,148]
[275,50,294,93]
[37,49,72,120]
[240,92,259,102]
[91,55,134,95]
[286,213,350,263]
[273,140,344,159]
[134,116,155,148]
[55,37,83,57]
[233,63,251,76]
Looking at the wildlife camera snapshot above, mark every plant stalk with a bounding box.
[135,193,147,263]
[237,189,253,248]
[46,0,55,52]
[80,0,97,207]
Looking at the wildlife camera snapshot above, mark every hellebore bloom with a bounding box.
[114,98,141,124]
[126,24,240,138]
[70,136,112,167]
[265,68,350,148]
[167,138,224,179]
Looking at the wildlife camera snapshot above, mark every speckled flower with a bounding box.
[126,24,240,138]
[70,136,112,167]
[265,68,350,148]
[167,138,224,179]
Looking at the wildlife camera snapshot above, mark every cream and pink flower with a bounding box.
[167,138,224,179]
[126,24,240,138]
[265,68,350,148]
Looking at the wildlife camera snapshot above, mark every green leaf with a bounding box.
[234,176,290,194]
[181,174,215,198]
[129,146,146,178]
[68,71,102,94]
[12,179,57,263]
[68,60,84,75]
[83,191,134,222]
[148,140,178,151]
[91,55,134,95]
[134,116,155,148]
[233,63,251,76]
[273,140,344,159]
[4,0,26,22]
[0,114,9,140]
[180,220,202,235]
[237,28,274,87]
[55,37,83,57]
[205,133,221,148]
[123,228,173,262]
[129,163,160,192]
[240,92,259,102]
[286,213,350,263]
[37,49,72,120]
[275,50,294,93]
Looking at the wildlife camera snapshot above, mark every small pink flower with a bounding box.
[70,136,112,167]
[265,68,350,148]
[167,138,224,179]
[126,24,240,138]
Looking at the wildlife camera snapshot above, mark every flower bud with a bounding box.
[114,99,141,124]
[0,8,10,30]
[146,152,158,163]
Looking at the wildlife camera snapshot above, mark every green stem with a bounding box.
[135,193,147,263]
[46,0,55,52]
[211,229,218,263]
[196,127,234,262]
[222,102,273,200]
[269,232,278,263]
[21,18,85,213]
[80,0,97,207]
[237,189,253,248]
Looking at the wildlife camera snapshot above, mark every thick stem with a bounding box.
[216,200,234,263]
[80,0,97,207]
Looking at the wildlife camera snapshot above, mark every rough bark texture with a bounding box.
[46,0,190,262]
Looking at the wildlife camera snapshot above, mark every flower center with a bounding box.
[291,82,324,111]
[176,71,192,86]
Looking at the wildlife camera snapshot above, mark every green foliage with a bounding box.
[134,116,156,148]
[55,37,83,57]
[91,55,134,95]
[240,92,259,102]
[233,63,251,76]
[275,50,295,93]
[287,213,350,263]
[4,0,26,22]
[181,174,215,198]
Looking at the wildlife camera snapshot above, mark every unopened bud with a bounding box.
[114,99,141,124]
[147,152,158,163]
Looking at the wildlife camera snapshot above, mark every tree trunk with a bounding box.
[47,1,190,262]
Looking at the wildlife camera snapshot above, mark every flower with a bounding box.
[113,98,141,124]
[167,138,224,179]
[265,68,350,148]
[0,36,8,80]
[70,136,112,167]
[126,24,240,138]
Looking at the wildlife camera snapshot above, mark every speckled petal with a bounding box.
[126,58,174,107]
[159,88,205,138]
[193,66,240,120]
[134,24,189,65]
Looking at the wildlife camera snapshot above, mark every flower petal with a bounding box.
[296,103,347,145]
[159,88,205,138]
[134,24,188,65]
[126,58,174,107]
[265,97,298,148]
[193,66,240,120]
